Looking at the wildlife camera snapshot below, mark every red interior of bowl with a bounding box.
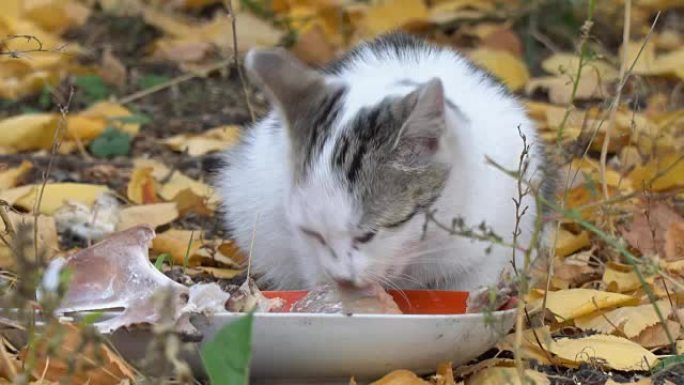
[262,290,469,315]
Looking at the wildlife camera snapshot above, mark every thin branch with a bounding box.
[33,88,74,262]
[225,0,256,123]
[118,58,234,105]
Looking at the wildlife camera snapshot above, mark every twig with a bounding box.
[510,126,532,274]
[33,88,74,262]
[599,7,661,226]
[224,0,256,123]
[556,0,596,144]
[118,58,234,105]
[0,35,70,58]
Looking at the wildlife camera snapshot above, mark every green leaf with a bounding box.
[138,74,170,90]
[89,127,131,158]
[75,75,111,102]
[200,312,253,385]
[154,253,171,271]
[38,87,53,109]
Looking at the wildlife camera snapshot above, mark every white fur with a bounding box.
[219,43,545,291]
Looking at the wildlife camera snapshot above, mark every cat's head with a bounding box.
[245,48,451,288]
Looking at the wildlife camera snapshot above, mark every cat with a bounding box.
[217,32,555,292]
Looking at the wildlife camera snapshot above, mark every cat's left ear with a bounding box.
[244,47,326,122]
[392,78,447,167]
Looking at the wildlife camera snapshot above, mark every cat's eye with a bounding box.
[300,227,326,245]
[354,230,377,244]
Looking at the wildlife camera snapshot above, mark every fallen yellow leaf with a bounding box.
[575,300,672,338]
[356,0,428,37]
[554,228,591,258]
[548,334,658,371]
[151,229,203,266]
[0,113,59,152]
[541,53,618,80]
[0,211,58,269]
[635,319,681,349]
[163,125,241,156]
[370,370,431,385]
[602,261,643,292]
[531,288,639,321]
[0,160,32,189]
[116,203,179,231]
[25,323,135,385]
[78,101,141,136]
[22,0,91,34]
[134,159,218,205]
[467,48,529,91]
[7,183,110,215]
[466,367,549,385]
[629,152,684,192]
[127,166,159,204]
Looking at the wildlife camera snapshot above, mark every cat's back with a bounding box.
[326,33,526,128]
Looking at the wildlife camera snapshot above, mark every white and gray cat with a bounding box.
[218,33,555,292]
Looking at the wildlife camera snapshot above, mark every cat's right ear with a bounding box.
[245,48,325,122]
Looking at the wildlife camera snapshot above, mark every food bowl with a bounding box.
[109,290,516,384]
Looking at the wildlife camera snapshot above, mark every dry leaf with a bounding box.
[0,211,58,269]
[498,327,553,365]
[554,228,591,257]
[602,261,643,292]
[99,47,127,87]
[370,369,431,385]
[0,160,32,189]
[356,0,428,37]
[434,362,457,385]
[531,288,639,321]
[4,183,111,215]
[151,229,203,266]
[541,53,618,80]
[635,320,681,349]
[0,114,59,153]
[25,323,135,385]
[548,334,659,371]
[78,101,141,136]
[552,251,596,289]
[466,367,549,385]
[620,202,684,259]
[467,48,529,91]
[665,222,684,260]
[527,70,610,104]
[172,188,214,216]
[629,153,684,192]
[22,0,91,34]
[290,24,338,65]
[133,159,218,206]
[574,300,672,338]
[163,125,241,156]
[127,166,159,204]
[116,202,179,231]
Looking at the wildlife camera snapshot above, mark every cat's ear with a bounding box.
[245,47,325,121]
[392,78,447,167]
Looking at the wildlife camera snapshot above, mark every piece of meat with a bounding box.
[291,283,402,314]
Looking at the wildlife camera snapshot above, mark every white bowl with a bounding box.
[109,309,516,384]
